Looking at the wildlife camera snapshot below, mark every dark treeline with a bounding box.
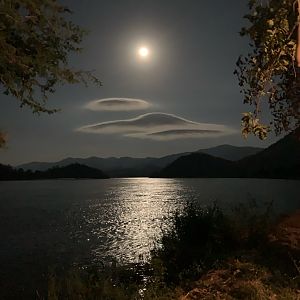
[0,163,109,180]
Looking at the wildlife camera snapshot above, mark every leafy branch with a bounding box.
[235,0,300,139]
[0,0,102,114]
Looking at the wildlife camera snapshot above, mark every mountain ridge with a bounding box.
[157,130,300,179]
[16,145,263,177]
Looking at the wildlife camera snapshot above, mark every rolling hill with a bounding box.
[157,153,235,178]
[156,129,299,179]
[236,128,300,179]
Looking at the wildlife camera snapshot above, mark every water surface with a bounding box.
[0,178,299,297]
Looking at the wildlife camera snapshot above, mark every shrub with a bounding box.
[151,201,274,285]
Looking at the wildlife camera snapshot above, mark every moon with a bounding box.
[138,47,149,58]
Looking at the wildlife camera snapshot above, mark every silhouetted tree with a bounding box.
[235,0,300,139]
[0,0,101,147]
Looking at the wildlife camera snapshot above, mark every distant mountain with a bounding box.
[156,130,300,179]
[16,145,263,177]
[157,153,235,178]
[198,145,263,161]
[0,163,109,180]
[17,154,190,173]
[5,133,299,179]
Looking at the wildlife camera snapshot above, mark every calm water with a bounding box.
[0,178,299,296]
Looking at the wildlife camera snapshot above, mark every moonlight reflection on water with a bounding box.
[83,178,186,263]
[0,178,299,268]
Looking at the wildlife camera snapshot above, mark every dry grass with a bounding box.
[269,210,300,251]
[181,260,300,300]
[181,209,300,300]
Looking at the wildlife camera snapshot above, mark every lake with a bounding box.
[0,178,299,297]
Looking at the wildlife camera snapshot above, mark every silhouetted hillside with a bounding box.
[0,163,109,180]
[198,145,263,161]
[2,131,299,179]
[156,130,300,179]
[237,128,300,179]
[157,153,235,178]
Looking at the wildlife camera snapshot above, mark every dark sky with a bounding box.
[0,0,278,165]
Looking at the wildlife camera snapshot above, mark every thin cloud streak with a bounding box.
[85,98,151,111]
[77,112,235,140]
[129,129,223,141]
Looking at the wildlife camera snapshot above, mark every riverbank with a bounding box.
[48,204,300,299]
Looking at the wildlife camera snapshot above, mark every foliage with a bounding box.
[235,0,300,139]
[151,202,272,286]
[0,0,101,114]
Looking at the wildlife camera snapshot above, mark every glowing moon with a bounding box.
[138,47,149,57]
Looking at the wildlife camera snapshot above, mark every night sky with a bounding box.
[0,0,278,165]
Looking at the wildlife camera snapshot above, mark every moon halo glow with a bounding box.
[138,47,149,58]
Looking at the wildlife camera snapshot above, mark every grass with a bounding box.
[47,264,182,300]
[181,259,300,300]
[47,201,300,299]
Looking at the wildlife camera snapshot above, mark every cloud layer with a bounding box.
[135,129,222,140]
[85,98,151,111]
[77,112,234,140]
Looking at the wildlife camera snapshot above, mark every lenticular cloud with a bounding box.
[77,112,235,140]
[85,98,151,111]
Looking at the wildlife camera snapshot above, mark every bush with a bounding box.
[151,201,274,285]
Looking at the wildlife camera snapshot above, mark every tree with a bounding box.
[0,0,101,146]
[235,0,300,139]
